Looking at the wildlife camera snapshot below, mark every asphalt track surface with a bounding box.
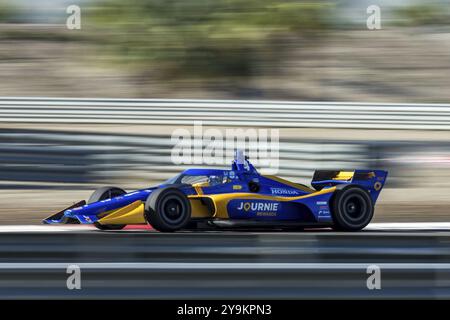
[1,223,450,299]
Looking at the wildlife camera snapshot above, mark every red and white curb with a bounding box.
[0,224,152,232]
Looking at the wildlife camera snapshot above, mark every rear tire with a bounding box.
[331,186,373,231]
[144,187,191,232]
[89,186,127,231]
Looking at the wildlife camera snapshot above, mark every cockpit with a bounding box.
[164,173,230,187]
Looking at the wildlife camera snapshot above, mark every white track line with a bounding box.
[366,222,450,230]
[0,222,450,232]
[0,225,95,232]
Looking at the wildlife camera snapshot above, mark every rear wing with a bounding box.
[311,170,388,201]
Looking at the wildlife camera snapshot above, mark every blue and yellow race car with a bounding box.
[43,151,387,232]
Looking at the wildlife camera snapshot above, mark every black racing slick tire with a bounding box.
[331,186,374,231]
[144,187,191,232]
[88,186,127,204]
[88,186,127,231]
[93,222,127,230]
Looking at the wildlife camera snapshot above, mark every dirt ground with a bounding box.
[2,27,450,103]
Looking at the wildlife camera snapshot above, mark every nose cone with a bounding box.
[64,203,89,217]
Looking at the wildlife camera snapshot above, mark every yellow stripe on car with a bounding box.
[189,198,214,218]
[263,175,315,193]
[98,200,146,225]
[194,186,204,195]
[333,171,354,181]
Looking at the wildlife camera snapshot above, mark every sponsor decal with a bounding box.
[270,188,299,195]
[374,181,382,191]
[316,201,327,205]
[83,215,92,223]
[233,185,242,190]
[237,201,279,212]
[257,212,277,217]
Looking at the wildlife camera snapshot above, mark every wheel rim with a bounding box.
[342,194,367,223]
[160,196,186,225]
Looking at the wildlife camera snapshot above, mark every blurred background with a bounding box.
[1,0,450,224]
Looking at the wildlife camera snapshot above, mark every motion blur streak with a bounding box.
[1,0,450,225]
[1,230,450,298]
[1,0,450,300]
[1,1,450,103]
[1,98,450,224]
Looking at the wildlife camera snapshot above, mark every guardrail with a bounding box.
[0,129,369,185]
[2,127,449,187]
[1,97,450,130]
[1,98,449,187]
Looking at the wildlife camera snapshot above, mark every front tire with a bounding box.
[144,187,191,232]
[93,222,127,230]
[331,186,374,231]
[89,186,127,231]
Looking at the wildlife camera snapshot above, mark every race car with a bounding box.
[43,150,387,232]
